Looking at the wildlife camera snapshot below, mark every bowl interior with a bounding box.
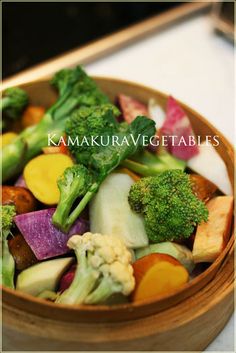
[2,77,234,323]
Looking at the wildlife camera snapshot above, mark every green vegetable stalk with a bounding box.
[1,66,108,182]
[0,205,16,288]
[128,169,208,243]
[122,148,186,176]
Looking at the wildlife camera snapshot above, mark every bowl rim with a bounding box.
[2,76,234,321]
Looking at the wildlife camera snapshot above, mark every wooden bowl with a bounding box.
[2,77,234,351]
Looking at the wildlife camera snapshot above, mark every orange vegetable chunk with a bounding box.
[132,253,189,301]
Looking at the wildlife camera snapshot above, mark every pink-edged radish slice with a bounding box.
[187,142,232,195]
[118,94,149,124]
[161,96,199,160]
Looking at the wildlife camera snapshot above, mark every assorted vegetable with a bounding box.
[135,242,194,273]
[1,66,233,308]
[2,66,108,181]
[52,104,156,232]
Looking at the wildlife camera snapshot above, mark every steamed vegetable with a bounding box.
[65,103,120,165]
[16,257,73,296]
[187,142,232,195]
[52,165,93,230]
[0,132,18,147]
[56,233,135,305]
[14,174,27,188]
[14,208,89,260]
[190,174,217,203]
[161,96,199,160]
[90,173,148,249]
[0,205,16,288]
[59,264,76,292]
[148,98,165,128]
[53,106,156,232]
[1,87,28,130]
[1,186,37,214]
[135,242,194,273]
[132,253,189,301]
[118,94,149,123]
[128,170,208,243]
[8,233,37,270]
[116,168,140,182]
[192,196,233,263]
[22,106,45,128]
[2,66,108,182]
[122,148,186,177]
[24,153,73,205]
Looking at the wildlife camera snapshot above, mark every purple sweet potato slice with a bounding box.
[14,208,89,260]
[118,94,149,123]
[161,96,199,160]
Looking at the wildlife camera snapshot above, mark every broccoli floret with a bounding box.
[53,107,156,232]
[1,87,28,120]
[2,66,109,182]
[122,148,186,177]
[128,170,208,243]
[65,104,120,164]
[52,165,94,231]
[0,205,16,288]
[56,232,135,305]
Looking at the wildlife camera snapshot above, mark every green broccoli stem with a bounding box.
[85,277,121,304]
[52,192,78,231]
[2,116,66,182]
[1,238,15,289]
[63,182,100,233]
[1,138,26,182]
[122,159,165,177]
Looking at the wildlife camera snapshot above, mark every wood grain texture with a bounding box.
[2,78,234,351]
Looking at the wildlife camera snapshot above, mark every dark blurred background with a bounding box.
[3,2,181,79]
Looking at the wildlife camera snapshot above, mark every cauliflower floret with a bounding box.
[56,232,135,305]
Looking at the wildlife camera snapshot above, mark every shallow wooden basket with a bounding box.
[3,78,234,351]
